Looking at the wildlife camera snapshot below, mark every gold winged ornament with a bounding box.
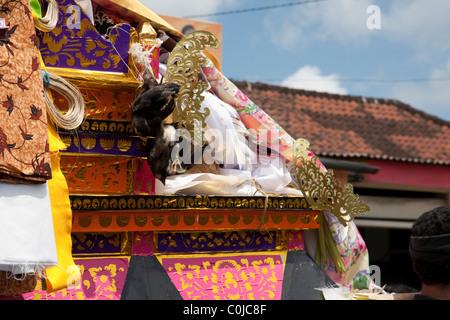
[293,138,370,226]
[165,30,219,145]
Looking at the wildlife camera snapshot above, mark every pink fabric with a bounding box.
[161,254,284,300]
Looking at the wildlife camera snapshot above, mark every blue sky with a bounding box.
[143,0,450,121]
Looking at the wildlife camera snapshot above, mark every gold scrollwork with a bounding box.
[110,198,118,209]
[186,197,195,208]
[165,31,219,145]
[137,198,146,209]
[101,198,109,209]
[91,198,100,209]
[127,198,136,209]
[293,138,370,225]
[118,198,127,209]
[72,198,82,210]
[82,199,91,209]
[210,198,218,208]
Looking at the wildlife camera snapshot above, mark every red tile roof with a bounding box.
[233,81,450,165]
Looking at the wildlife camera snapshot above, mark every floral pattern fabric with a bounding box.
[0,0,51,183]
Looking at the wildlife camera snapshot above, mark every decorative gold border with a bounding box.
[70,195,310,211]
[153,230,285,254]
[71,232,132,257]
[71,209,319,232]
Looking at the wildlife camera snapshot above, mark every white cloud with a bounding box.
[389,60,450,121]
[262,0,374,49]
[263,0,450,55]
[281,65,347,95]
[383,0,450,50]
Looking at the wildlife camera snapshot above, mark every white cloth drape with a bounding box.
[0,182,58,275]
[156,89,303,197]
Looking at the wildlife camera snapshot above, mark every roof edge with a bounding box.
[233,80,450,127]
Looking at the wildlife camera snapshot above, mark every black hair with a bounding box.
[410,205,450,285]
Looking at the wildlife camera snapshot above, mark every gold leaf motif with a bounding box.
[134,215,148,227]
[271,213,283,224]
[117,139,132,152]
[165,31,219,145]
[183,214,196,226]
[242,213,254,225]
[168,215,180,226]
[81,137,96,149]
[300,214,311,225]
[227,214,240,225]
[99,215,112,228]
[151,215,164,226]
[293,138,370,225]
[198,214,209,226]
[100,138,115,150]
[116,215,130,227]
[212,214,224,226]
[78,215,92,228]
[287,213,298,224]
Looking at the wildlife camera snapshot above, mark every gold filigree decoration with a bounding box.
[293,138,370,225]
[165,31,219,145]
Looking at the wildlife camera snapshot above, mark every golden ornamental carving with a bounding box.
[78,215,92,228]
[183,214,196,226]
[165,31,219,144]
[116,215,130,227]
[99,215,112,228]
[287,213,298,224]
[242,213,254,225]
[151,215,164,227]
[212,214,224,225]
[134,215,148,227]
[293,138,370,225]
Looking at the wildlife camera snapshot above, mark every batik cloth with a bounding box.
[0,0,51,183]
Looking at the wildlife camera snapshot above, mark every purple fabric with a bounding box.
[37,0,130,73]
[157,231,277,253]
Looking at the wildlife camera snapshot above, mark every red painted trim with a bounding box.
[365,160,450,189]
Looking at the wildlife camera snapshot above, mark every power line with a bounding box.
[233,76,450,84]
[183,0,330,19]
[290,77,450,83]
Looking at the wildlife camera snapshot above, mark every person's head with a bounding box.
[410,205,450,287]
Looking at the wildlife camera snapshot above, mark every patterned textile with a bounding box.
[161,253,284,300]
[0,0,51,183]
[23,258,129,300]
